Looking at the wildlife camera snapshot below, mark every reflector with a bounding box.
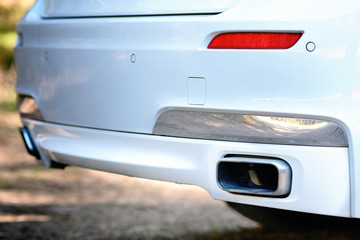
[208,32,302,49]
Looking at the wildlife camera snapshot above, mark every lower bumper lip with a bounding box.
[20,118,350,217]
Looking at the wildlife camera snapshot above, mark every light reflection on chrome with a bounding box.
[17,95,44,120]
[153,110,348,147]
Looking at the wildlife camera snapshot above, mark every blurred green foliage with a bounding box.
[0,31,17,70]
[0,0,34,112]
[0,0,35,70]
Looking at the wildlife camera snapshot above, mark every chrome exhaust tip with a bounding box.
[19,127,40,159]
[19,127,67,169]
[217,155,292,197]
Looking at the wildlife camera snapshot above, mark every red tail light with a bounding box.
[208,32,302,49]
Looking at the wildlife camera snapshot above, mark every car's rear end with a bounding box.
[15,0,360,218]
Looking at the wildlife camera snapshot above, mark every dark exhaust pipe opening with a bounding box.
[218,162,278,191]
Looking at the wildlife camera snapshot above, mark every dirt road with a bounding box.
[1,111,360,239]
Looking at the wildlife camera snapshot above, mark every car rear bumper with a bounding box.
[23,118,350,217]
[16,0,360,218]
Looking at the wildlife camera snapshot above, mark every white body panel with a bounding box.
[15,0,360,217]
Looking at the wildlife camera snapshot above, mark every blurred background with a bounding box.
[1,1,360,239]
[0,0,34,113]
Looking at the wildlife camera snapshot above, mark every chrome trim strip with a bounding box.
[218,156,292,197]
[153,110,348,147]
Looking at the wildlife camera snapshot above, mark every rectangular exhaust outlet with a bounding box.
[217,155,292,197]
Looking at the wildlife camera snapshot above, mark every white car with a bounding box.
[15,0,359,219]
